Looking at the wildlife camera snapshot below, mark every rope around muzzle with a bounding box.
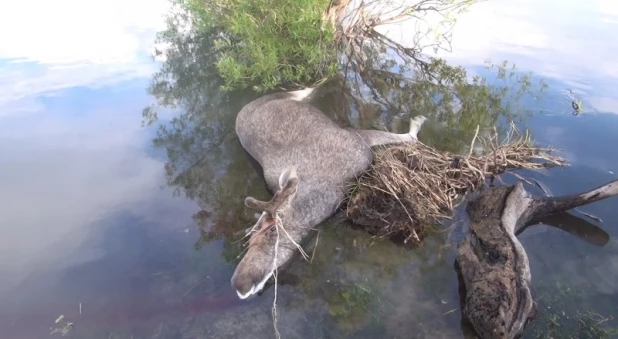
[244,210,311,339]
[244,211,310,262]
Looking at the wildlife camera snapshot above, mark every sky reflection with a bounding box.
[0,0,169,105]
[381,0,618,115]
[0,0,190,321]
[0,82,197,300]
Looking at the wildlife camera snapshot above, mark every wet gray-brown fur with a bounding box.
[231,88,426,299]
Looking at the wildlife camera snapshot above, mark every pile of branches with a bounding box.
[346,123,567,243]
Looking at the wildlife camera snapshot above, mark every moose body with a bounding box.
[231,88,426,299]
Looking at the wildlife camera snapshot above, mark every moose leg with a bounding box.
[353,115,427,147]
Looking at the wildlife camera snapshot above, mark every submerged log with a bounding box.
[455,179,618,339]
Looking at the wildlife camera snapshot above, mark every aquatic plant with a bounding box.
[167,0,338,92]
[530,282,618,339]
[327,283,387,332]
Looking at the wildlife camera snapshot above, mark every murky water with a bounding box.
[2,0,618,338]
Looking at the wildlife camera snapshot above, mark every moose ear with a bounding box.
[244,167,299,215]
[244,197,268,211]
[278,174,298,202]
[278,166,298,189]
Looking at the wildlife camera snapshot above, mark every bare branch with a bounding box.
[526,179,618,223]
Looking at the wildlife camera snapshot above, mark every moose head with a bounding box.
[230,166,301,299]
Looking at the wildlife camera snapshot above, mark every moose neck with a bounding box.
[286,175,346,231]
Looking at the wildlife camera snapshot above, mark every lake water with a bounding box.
[2,0,618,338]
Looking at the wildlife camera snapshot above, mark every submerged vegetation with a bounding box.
[530,281,618,339]
[327,283,386,332]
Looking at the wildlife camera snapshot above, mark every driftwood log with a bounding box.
[455,179,618,339]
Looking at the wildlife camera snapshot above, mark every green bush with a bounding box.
[174,0,339,92]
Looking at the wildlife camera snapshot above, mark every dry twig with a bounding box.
[346,124,567,243]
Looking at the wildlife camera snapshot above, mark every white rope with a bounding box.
[271,213,282,339]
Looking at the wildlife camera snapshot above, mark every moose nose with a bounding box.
[236,285,255,299]
[231,275,253,299]
[231,269,263,300]
[232,267,275,300]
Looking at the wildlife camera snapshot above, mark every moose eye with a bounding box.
[269,225,276,232]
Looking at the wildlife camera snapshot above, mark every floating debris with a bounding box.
[50,314,74,336]
[568,89,584,115]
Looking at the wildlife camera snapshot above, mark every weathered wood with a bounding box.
[455,179,618,339]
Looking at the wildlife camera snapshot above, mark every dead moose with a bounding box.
[231,87,427,299]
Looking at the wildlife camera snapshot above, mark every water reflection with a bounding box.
[0,2,194,337]
[1,0,615,337]
[144,20,273,267]
[402,0,618,121]
[0,81,203,339]
[139,4,559,337]
[338,35,546,153]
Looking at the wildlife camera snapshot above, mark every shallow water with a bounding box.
[2,0,618,338]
